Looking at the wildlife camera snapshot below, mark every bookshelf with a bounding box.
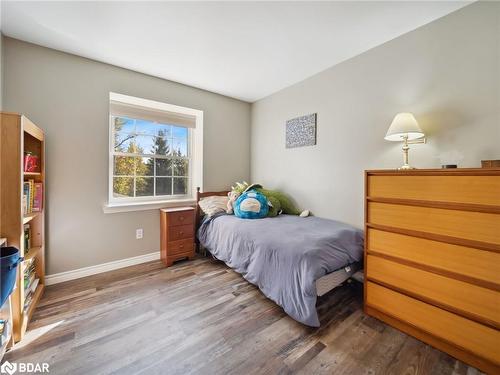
[0,112,46,343]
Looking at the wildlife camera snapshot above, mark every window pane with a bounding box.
[113,177,134,197]
[136,177,154,197]
[114,133,136,152]
[135,135,155,154]
[114,156,136,176]
[172,126,188,139]
[110,110,193,202]
[156,177,172,196]
[113,116,135,134]
[151,136,171,156]
[135,119,172,138]
[135,119,155,135]
[173,177,188,195]
[153,125,172,138]
[173,159,188,176]
[172,138,188,157]
[137,157,154,176]
[155,159,172,176]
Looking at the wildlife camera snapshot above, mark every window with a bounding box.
[108,93,203,209]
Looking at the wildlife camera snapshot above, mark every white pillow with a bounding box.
[198,195,228,217]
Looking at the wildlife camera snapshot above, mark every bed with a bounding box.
[196,189,364,327]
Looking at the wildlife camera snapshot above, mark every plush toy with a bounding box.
[233,190,269,219]
[226,190,240,215]
[227,181,252,214]
[227,181,309,218]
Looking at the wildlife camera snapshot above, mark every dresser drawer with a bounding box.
[366,255,500,327]
[167,210,194,226]
[368,202,500,245]
[368,175,500,206]
[168,238,194,256]
[367,228,500,287]
[366,282,500,364]
[168,224,194,241]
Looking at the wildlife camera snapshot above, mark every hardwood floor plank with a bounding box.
[3,258,483,374]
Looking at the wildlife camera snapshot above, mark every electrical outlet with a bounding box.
[136,228,143,239]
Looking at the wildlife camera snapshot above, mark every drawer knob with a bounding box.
[180,244,184,248]
[179,216,184,221]
[179,231,184,235]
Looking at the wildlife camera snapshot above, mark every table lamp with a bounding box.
[385,113,426,170]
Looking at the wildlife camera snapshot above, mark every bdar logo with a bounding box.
[0,361,17,375]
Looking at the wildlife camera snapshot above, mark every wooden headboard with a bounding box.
[195,187,230,229]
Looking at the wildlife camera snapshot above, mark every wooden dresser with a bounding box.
[160,207,195,267]
[364,169,500,374]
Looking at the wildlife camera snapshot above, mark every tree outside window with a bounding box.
[112,116,189,199]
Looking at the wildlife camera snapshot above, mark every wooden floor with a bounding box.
[4,257,482,375]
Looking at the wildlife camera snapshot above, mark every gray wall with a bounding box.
[251,2,500,228]
[3,37,251,274]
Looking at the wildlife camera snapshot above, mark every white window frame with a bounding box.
[104,92,203,213]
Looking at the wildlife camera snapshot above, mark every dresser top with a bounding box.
[160,206,195,213]
[366,168,500,176]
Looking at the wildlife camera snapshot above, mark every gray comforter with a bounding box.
[197,214,364,327]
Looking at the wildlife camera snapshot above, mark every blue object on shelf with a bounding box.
[1,247,21,306]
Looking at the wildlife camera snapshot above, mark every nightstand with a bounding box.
[160,207,195,267]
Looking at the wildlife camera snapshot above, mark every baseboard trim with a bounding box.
[45,251,160,285]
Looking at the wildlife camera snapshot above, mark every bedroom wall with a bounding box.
[3,37,251,274]
[251,1,500,228]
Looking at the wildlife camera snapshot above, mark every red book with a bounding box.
[32,183,43,212]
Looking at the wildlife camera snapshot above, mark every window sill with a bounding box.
[103,198,196,214]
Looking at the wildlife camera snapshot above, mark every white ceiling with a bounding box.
[1,1,470,102]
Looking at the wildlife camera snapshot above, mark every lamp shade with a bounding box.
[385,113,425,141]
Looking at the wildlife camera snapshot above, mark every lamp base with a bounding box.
[398,164,416,170]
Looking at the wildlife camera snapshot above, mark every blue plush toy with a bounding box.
[233,190,269,219]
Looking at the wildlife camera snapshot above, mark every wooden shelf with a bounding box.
[23,118,44,142]
[23,172,41,177]
[23,212,41,224]
[24,246,42,262]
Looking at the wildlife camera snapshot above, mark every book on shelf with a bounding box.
[23,294,33,312]
[24,224,31,252]
[23,258,36,283]
[23,258,38,312]
[23,279,39,312]
[24,277,39,296]
[30,279,40,294]
[29,180,34,213]
[24,273,35,292]
[22,180,43,215]
[23,182,30,215]
[32,183,43,212]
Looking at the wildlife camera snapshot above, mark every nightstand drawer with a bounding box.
[168,239,194,256]
[168,224,194,241]
[167,210,194,226]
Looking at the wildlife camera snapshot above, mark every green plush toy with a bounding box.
[228,182,309,217]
